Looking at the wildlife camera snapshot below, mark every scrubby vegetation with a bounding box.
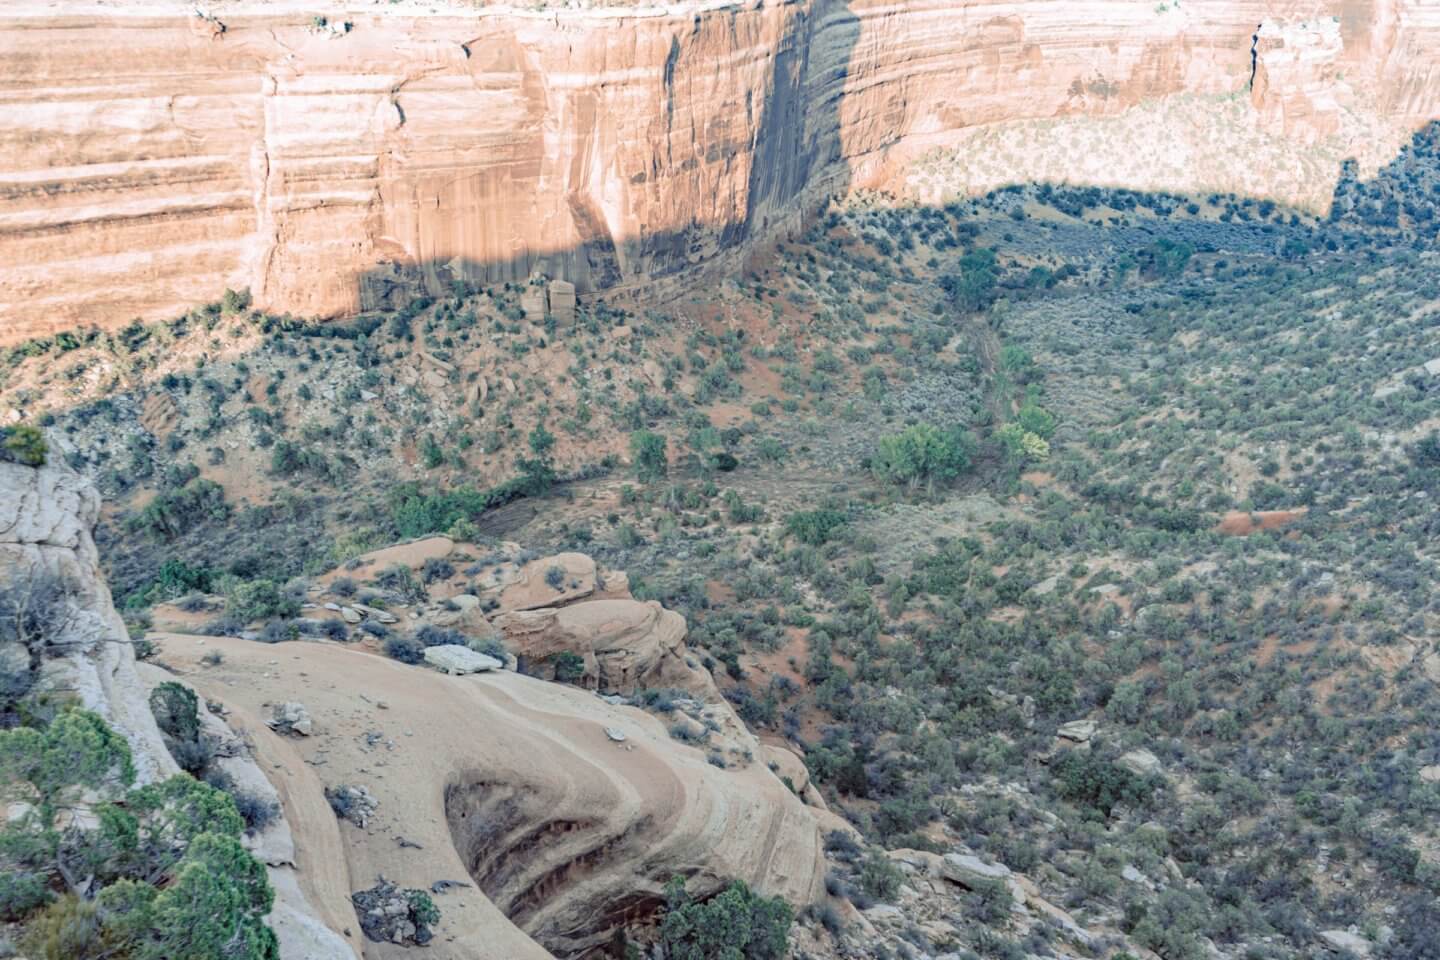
[7,123,1440,960]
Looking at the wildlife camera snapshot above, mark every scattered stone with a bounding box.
[268,701,313,737]
[325,783,379,828]
[1056,719,1096,743]
[422,644,502,675]
[351,878,438,946]
[395,836,424,850]
[430,879,469,894]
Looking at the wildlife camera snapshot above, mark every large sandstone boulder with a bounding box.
[494,597,689,694]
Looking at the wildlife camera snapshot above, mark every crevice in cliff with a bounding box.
[1248,25,1259,90]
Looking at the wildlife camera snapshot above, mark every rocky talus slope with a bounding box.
[3,0,1438,342]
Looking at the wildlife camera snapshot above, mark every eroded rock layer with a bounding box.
[1,0,1437,341]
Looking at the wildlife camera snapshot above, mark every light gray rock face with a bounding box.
[0,455,175,786]
[423,644,502,675]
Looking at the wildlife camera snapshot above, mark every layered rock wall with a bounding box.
[1,0,1437,343]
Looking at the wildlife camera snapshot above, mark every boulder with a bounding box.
[887,848,944,879]
[1319,929,1372,956]
[423,644,502,675]
[940,853,1012,888]
[520,284,548,323]
[1057,719,1097,743]
[269,701,313,736]
[1117,748,1162,777]
[351,603,397,624]
[549,280,577,325]
[1420,764,1440,784]
[495,598,687,694]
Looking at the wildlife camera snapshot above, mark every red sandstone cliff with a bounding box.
[1,0,1436,343]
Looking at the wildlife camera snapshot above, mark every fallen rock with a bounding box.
[423,644,502,675]
[495,597,687,694]
[327,783,380,828]
[1319,929,1372,956]
[1057,719,1096,743]
[351,878,437,946]
[269,701,313,736]
[1117,748,1162,777]
[351,603,397,624]
[941,853,1012,888]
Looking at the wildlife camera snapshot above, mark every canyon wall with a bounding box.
[1,0,1437,344]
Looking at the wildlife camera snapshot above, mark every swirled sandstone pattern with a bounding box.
[1,0,1437,342]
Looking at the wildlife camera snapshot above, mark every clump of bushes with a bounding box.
[0,709,277,959]
[658,876,792,960]
[0,424,47,466]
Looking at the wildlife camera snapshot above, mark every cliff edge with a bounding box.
[2,0,1437,342]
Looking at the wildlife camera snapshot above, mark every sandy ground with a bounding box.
[155,631,824,959]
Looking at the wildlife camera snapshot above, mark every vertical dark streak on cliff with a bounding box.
[1249,25,1260,90]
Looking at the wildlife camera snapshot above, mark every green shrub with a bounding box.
[784,509,847,546]
[553,651,586,684]
[871,424,975,489]
[0,425,47,466]
[658,877,792,960]
[630,430,668,482]
[1052,750,1157,818]
[224,579,299,623]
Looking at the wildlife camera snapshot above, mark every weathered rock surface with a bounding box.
[492,552,600,612]
[0,456,175,784]
[495,597,690,694]
[2,0,1437,342]
[423,644,502,675]
[163,631,829,959]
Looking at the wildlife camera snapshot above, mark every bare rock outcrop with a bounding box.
[2,0,1437,342]
[0,455,175,785]
[495,597,691,694]
[0,453,356,960]
[161,632,829,959]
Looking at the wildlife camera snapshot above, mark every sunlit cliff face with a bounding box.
[1,0,1436,344]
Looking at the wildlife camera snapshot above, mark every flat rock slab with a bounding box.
[941,853,1011,887]
[423,644,502,675]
